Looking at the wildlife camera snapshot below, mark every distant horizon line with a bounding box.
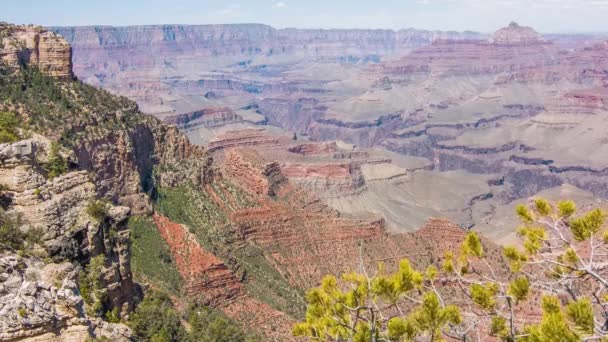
[6,21,606,35]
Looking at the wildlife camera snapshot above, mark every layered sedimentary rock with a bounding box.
[50,24,484,116]
[151,214,296,340]
[0,137,133,341]
[53,24,484,63]
[49,20,608,238]
[380,22,554,77]
[165,107,242,129]
[0,23,73,79]
[491,21,546,44]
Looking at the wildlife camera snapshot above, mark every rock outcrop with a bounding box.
[0,137,133,341]
[0,254,131,342]
[491,22,546,45]
[0,23,73,80]
[165,107,242,129]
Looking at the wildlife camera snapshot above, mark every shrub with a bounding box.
[129,291,187,342]
[187,303,258,342]
[0,112,20,143]
[86,200,108,222]
[129,292,257,342]
[24,226,44,245]
[79,254,106,317]
[105,307,120,323]
[45,142,67,180]
[0,211,23,251]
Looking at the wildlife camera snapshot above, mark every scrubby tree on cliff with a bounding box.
[292,255,462,340]
[294,198,608,341]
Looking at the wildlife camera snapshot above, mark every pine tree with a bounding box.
[294,198,608,341]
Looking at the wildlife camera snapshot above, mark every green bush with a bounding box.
[24,226,44,245]
[79,254,107,317]
[0,211,23,251]
[129,291,258,342]
[129,292,187,342]
[187,303,259,342]
[45,142,67,180]
[86,200,108,222]
[0,112,20,143]
[105,307,120,323]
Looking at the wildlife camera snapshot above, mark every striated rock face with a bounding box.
[208,129,280,153]
[151,214,297,340]
[152,214,243,304]
[50,24,484,117]
[491,22,545,45]
[53,24,484,60]
[0,23,73,79]
[281,163,366,197]
[165,107,242,129]
[221,150,509,290]
[71,112,212,213]
[379,36,557,77]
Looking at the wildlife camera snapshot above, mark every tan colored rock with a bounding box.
[0,23,73,79]
[491,22,545,45]
[0,253,132,342]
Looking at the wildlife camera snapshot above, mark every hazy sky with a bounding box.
[3,0,608,33]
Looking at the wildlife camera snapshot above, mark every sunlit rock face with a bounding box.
[0,23,73,80]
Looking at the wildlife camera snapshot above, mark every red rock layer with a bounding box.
[208,129,281,152]
[152,213,297,341]
[153,214,242,305]
[223,150,273,195]
[222,149,506,288]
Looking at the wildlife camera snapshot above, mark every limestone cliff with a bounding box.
[0,23,73,80]
[0,137,132,341]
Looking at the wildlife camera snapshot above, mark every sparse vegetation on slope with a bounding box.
[129,215,183,295]
[155,185,306,318]
[0,65,141,144]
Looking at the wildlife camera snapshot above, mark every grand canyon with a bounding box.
[53,22,608,242]
[1,3,608,341]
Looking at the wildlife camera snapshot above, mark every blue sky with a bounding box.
[3,0,608,33]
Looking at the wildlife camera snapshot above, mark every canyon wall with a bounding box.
[0,23,73,80]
